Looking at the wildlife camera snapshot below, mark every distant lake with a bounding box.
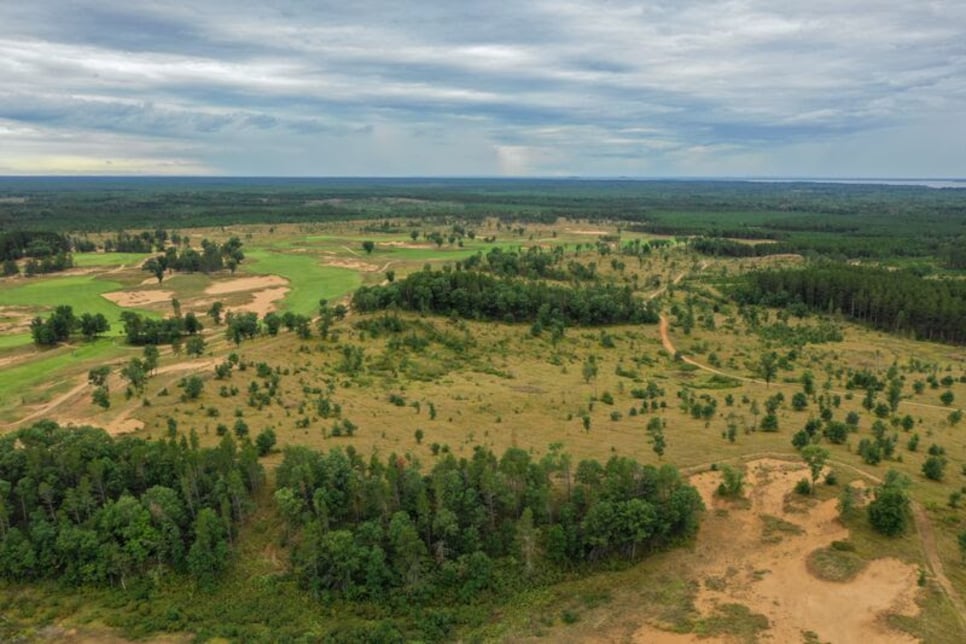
[746,178,966,189]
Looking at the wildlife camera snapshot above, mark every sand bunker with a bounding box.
[204,275,288,295]
[102,289,175,307]
[227,287,289,318]
[323,258,381,272]
[630,459,919,643]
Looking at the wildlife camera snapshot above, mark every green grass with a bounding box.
[806,545,867,582]
[0,274,158,347]
[0,340,128,414]
[693,603,770,642]
[0,333,31,349]
[244,249,362,314]
[72,252,152,267]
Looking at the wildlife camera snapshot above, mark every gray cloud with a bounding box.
[0,0,964,175]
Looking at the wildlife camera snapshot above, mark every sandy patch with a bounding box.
[226,287,289,318]
[629,459,919,643]
[383,241,429,249]
[323,258,381,272]
[567,229,610,235]
[204,275,288,295]
[102,289,175,307]
[0,306,34,334]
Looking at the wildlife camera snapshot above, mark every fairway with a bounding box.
[244,248,362,314]
[0,274,158,347]
[0,339,128,417]
[72,252,152,267]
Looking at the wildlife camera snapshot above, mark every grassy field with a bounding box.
[72,251,152,267]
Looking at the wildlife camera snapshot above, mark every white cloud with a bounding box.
[0,1,964,175]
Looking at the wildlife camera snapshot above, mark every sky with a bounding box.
[1,1,964,177]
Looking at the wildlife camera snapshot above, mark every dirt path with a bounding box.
[6,377,89,429]
[913,503,966,625]
[4,356,220,433]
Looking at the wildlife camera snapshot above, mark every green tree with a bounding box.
[78,313,110,340]
[207,301,224,325]
[758,351,778,387]
[582,356,599,385]
[185,335,206,357]
[255,428,277,457]
[187,508,229,585]
[88,366,110,387]
[922,455,947,481]
[801,445,830,494]
[179,375,204,400]
[120,358,148,396]
[362,240,375,255]
[142,345,160,374]
[143,256,166,283]
[867,471,911,536]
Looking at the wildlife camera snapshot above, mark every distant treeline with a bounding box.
[732,264,966,344]
[277,445,703,605]
[352,268,658,326]
[0,422,263,587]
[3,178,964,246]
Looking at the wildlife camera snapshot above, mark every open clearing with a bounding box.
[629,459,919,643]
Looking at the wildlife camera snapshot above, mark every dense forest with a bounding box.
[352,268,658,326]
[276,445,703,637]
[0,422,262,587]
[732,264,966,344]
[2,179,964,266]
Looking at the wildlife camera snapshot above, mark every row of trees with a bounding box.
[276,445,704,602]
[0,422,263,586]
[120,311,203,345]
[352,268,658,326]
[733,264,966,344]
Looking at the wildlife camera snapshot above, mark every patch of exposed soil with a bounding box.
[228,286,289,318]
[204,274,288,295]
[102,289,175,307]
[628,459,919,643]
[323,258,381,272]
[0,305,34,334]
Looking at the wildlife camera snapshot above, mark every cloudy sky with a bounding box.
[1,1,964,177]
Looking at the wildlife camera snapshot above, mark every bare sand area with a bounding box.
[628,459,919,643]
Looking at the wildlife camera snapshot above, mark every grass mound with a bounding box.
[806,545,867,582]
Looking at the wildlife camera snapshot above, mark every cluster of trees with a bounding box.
[105,230,168,253]
[462,247,568,281]
[30,306,110,345]
[0,421,263,586]
[733,264,966,344]
[143,237,245,282]
[689,237,789,258]
[352,268,658,326]
[120,311,202,345]
[276,445,703,603]
[1,230,74,276]
[0,231,71,261]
